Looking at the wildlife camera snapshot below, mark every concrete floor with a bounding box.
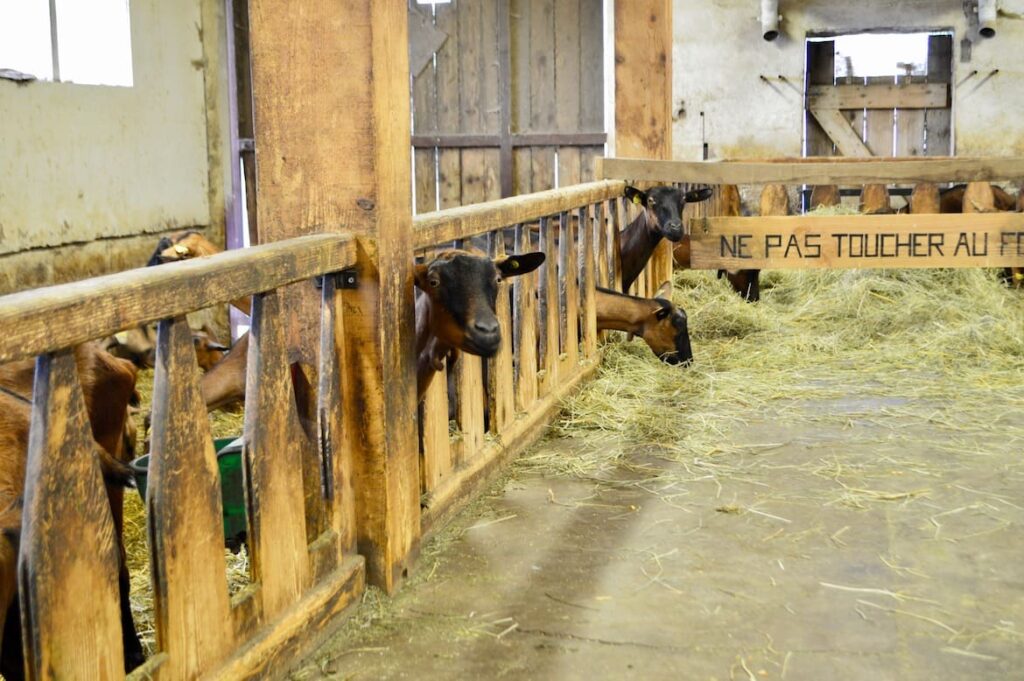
[291,395,1024,680]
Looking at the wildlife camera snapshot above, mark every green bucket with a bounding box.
[131,436,248,552]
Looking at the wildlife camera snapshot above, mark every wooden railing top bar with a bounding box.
[412,179,625,249]
[0,233,356,363]
[599,156,1024,186]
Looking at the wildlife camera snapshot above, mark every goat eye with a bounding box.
[428,276,441,288]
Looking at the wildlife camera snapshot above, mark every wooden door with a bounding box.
[409,0,606,213]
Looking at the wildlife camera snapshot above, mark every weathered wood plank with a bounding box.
[0,234,355,363]
[487,231,515,432]
[537,216,560,396]
[925,35,952,157]
[600,157,1024,186]
[614,0,671,160]
[806,40,836,157]
[559,211,580,368]
[412,180,624,248]
[554,0,581,190]
[578,0,603,133]
[317,274,356,556]
[453,353,486,465]
[863,76,895,159]
[808,83,948,110]
[810,108,872,158]
[895,76,926,158]
[420,361,453,494]
[688,213,1024,269]
[514,224,539,411]
[149,316,233,677]
[595,201,610,289]
[436,1,462,209]
[411,1,438,214]
[19,350,124,680]
[244,290,310,618]
[580,205,598,358]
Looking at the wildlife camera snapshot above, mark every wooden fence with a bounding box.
[600,156,1024,271]
[0,177,641,678]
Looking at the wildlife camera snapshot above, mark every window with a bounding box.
[0,0,134,87]
[833,33,930,79]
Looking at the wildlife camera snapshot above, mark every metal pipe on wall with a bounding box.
[761,0,780,41]
[978,0,997,38]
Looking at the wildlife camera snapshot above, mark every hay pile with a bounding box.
[524,267,1024,479]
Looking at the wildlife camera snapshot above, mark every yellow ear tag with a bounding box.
[114,331,130,344]
[508,260,519,270]
[632,195,641,205]
[174,244,189,255]
[1014,272,1024,281]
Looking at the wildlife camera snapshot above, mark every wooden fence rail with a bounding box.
[599,156,1024,186]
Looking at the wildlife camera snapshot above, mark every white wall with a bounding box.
[671,0,1024,160]
[0,0,231,294]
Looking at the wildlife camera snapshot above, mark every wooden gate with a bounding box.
[409,0,606,212]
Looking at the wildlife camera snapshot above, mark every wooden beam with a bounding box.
[409,131,607,148]
[614,0,673,289]
[412,179,623,249]
[807,83,948,110]
[809,108,872,157]
[687,213,1024,269]
[0,234,355,363]
[249,0,419,593]
[600,156,1024,185]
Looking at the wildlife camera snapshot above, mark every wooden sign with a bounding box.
[688,213,1024,270]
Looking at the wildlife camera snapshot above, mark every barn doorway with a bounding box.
[804,32,953,159]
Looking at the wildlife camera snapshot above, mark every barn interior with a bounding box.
[0,0,1022,679]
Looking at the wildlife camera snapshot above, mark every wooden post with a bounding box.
[248,0,419,591]
[614,0,673,289]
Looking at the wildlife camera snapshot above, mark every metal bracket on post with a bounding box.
[314,267,359,290]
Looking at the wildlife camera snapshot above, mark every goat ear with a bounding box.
[684,187,714,203]
[497,252,545,277]
[624,186,648,206]
[653,282,673,300]
[413,263,430,290]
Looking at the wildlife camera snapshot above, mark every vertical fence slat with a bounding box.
[245,290,310,618]
[487,231,515,432]
[421,365,453,493]
[19,350,124,680]
[595,201,610,289]
[453,356,485,464]
[611,198,624,291]
[579,205,598,358]
[537,216,560,396]
[149,317,232,677]
[514,224,539,410]
[559,212,580,369]
[318,274,356,556]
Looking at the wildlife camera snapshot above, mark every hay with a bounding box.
[523,267,1024,487]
